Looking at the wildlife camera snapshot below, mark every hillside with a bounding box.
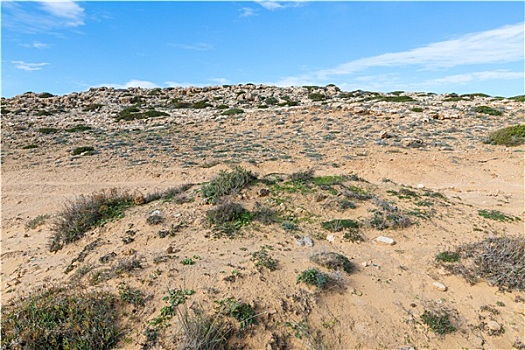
[1,85,524,349]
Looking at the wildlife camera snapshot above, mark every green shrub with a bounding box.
[420,310,456,335]
[474,106,502,116]
[192,100,212,109]
[264,96,279,105]
[50,189,135,251]
[201,166,257,203]
[321,219,359,232]
[38,127,59,134]
[297,268,331,289]
[478,209,519,222]
[510,95,525,102]
[368,198,412,230]
[22,144,39,149]
[216,104,229,109]
[36,110,53,116]
[38,92,54,98]
[251,247,277,271]
[206,202,252,235]
[310,252,354,273]
[1,287,120,349]
[486,124,525,146]
[72,146,95,156]
[411,107,424,113]
[216,298,256,330]
[435,251,460,263]
[308,93,328,101]
[115,107,168,121]
[380,95,415,102]
[118,285,145,306]
[66,124,92,132]
[221,108,244,116]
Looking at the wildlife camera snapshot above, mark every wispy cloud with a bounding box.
[39,0,84,27]
[255,1,302,11]
[12,60,50,71]
[169,42,213,51]
[239,7,257,18]
[2,0,85,33]
[99,80,159,89]
[413,70,524,88]
[22,41,51,49]
[275,22,524,86]
[208,77,230,85]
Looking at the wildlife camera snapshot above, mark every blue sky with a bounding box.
[2,1,524,98]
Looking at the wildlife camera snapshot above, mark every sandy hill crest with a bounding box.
[1,86,524,349]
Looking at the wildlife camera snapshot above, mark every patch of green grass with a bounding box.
[311,175,347,186]
[72,146,95,156]
[478,209,519,222]
[37,127,59,134]
[115,107,169,121]
[420,310,456,335]
[1,287,120,350]
[201,166,257,203]
[297,268,332,289]
[321,219,359,232]
[474,106,502,116]
[118,285,145,306]
[251,247,277,271]
[310,252,354,274]
[309,93,328,101]
[435,251,460,263]
[50,189,135,251]
[221,108,244,116]
[192,100,213,108]
[181,257,195,265]
[387,188,420,200]
[486,124,525,146]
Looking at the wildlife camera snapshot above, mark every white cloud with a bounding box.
[12,60,49,71]
[208,78,230,85]
[239,7,257,17]
[413,70,524,88]
[170,42,213,51]
[39,0,84,26]
[2,0,85,33]
[99,80,159,89]
[275,22,524,86]
[21,41,51,49]
[255,1,303,11]
[165,81,201,88]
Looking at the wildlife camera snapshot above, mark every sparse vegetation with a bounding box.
[50,189,135,251]
[216,298,256,330]
[25,214,50,230]
[478,209,520,222]
[368,198,412,230]
[474,106,502,116]
[201,166,257,203]
[310,252,354,273]
[206,201,253,236]
[1,287,120,349]
[115,107,169,121]
[66,124,92,132]
[486,124,525,146]
[37,127,59,134]
[445,236,525,291]
[72,146,95,155]
[435,251,460,263]
[251,247,278,271]
[22,144,39,149]
[297,268,332,289]
[177,305,233,350]
[420,309,456,335]
[119,285,145,306]
[221,108,244,116]
[321,219,360,232]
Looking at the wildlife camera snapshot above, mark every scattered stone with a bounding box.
[122,248,135,256]
[376,236,396,245]
[402,138,424,148]
[296,236,314,247]
[432,281,448,292]
[486,320,501,332]
[326,234,335,243]
[416,184,425,189]
[258,188,270,197]
[361,261,370,267]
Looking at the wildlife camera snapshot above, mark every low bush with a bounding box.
[1,287,120,349]
[321,219,360,232]
[37,127,59,134]
[201,166,257,203]
[221,108,244,116]
[297,268,332,289]
[420,310,456,335]
[50,189,135,251]
[251,247,277,271]
[216,298,256,330]
[206,202,252,235]
[486,124,525,146]
[177,305,233,350]
[310,252,354,273]
[72,146,95,155]
[474,106,502,116]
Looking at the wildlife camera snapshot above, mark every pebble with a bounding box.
[376,236,396,245]
[486,320,501,332]
[326,234,335,243]
[296,236,314,247]
[432,282,448,292]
